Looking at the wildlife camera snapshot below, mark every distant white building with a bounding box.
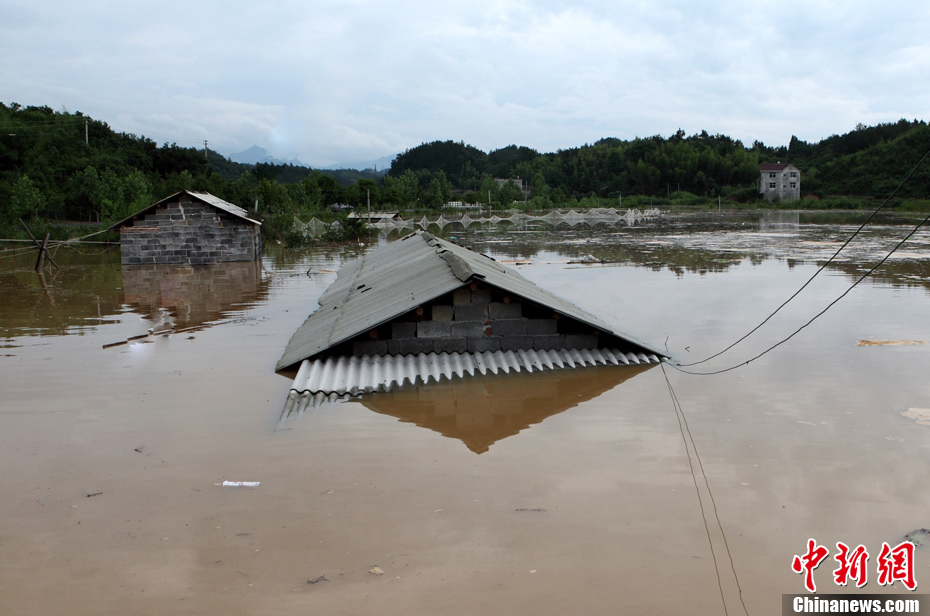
[760,163,801,202]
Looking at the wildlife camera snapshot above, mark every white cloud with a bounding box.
[1,0,929,166]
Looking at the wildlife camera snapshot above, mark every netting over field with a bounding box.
[295,208,661,237]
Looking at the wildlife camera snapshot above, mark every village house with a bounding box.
[760,163,801,202]
[110,190,261,265]
[278,231,666,410]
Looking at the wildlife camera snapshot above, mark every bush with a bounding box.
[320,217,367,242]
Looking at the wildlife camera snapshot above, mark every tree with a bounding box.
[499,180,524,205]
[395,169,420,207]
[425,171,452,209]
[7,175,45,224]
[479,174,500,208]
[529,172,550,200]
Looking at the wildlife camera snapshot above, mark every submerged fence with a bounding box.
[296,207,662,238]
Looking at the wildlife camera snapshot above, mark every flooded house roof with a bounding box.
[277,231,666,391]
[108,190,261,230]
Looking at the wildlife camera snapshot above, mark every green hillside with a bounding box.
[2,101,928,241]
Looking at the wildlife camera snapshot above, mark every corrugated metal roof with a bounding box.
[276,231,665,371]
[286,347,662,398]
[109,190,260,230]
[189,191,260,225]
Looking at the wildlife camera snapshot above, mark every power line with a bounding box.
[668,208,930,376]
[661,364,750,616]
[679,144,930,369]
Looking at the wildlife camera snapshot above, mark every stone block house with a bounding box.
[110,191,261,265]
[278,231,667,400]
[760,163,801,202]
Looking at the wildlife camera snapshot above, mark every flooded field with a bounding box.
[2,212,930,615]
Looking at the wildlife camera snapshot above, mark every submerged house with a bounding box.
[278,231,666,409]
[760,163,801,202]
[110,190,261,265]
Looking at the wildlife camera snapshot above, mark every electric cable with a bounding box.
[662,364,750,616]
[668,208,930,376]
[679,145,930,368]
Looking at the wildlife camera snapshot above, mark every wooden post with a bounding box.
[20,218,61,271]
[35,233,49,271]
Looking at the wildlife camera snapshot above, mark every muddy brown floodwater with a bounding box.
[2,213,930,615]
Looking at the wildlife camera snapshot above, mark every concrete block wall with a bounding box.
[351,282,602,357]
[119,199,260,265]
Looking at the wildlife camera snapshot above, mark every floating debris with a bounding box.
[857,340,926,347]
[220,481,261,487]
[368,566,384,575]
[901,408,930,426]
[904,529,930,548]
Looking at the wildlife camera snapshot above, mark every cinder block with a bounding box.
[565,334,598,350]
[451,322,487,338]
[501,335,535,351]
[417,321,452,339]
[454,304,488,322]
[353,340,388,356]
[525,319,558,335]
[470,288,492,304]
[392,322,417,339]
[489,319,525,336]
[489,302,522,319]
[453,288,471,305]
[397,338,436,355]
[467,336,502,353]
[533,335,565,350]
[434,338,468,354]
[431,305,454,321]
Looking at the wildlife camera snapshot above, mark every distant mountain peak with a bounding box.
[229,145,306,167]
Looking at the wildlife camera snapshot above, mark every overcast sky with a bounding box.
[2,0,928,168]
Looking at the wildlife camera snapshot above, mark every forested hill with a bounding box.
[389,120,930,201]
[0,102,381,226]
[2,101,929,236]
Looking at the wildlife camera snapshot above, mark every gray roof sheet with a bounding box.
[287,348,662,396]
[276,231,664,371]
[109,190,260,230]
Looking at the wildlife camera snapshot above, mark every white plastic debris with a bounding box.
[220,481,261,487]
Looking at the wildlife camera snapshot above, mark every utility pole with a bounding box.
[203,140,208,160]
[85,118,89,145]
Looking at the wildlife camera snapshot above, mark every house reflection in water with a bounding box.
[354,363,654,454]
[121,260,270,330]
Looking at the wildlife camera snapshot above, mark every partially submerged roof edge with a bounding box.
[108,190,260,231]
